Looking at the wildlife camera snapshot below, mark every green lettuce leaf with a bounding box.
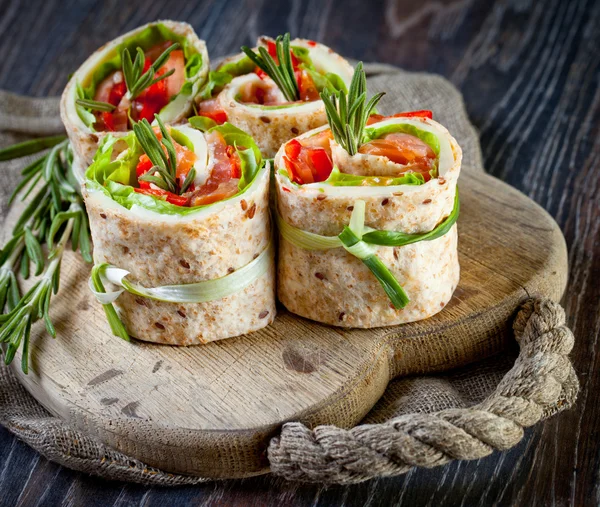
[323,167,425,187]
[291,46,312,67]
[85,134,141,186]
[75,81,97,130]
[188,115,218,132]
[302,68,347,94]
[198,70,233,100]
[237,146,259,191]
[86,123,264,215]
[217,55,256,77]
[207,122,262,165]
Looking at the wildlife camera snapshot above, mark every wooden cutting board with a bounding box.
[6,166,568,478]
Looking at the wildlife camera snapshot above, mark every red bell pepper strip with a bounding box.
[134,187,189,206]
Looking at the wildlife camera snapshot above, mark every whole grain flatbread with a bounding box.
[274,117,461,327]
[83,165,275,345]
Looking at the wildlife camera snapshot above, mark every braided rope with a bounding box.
[268,299,579,484]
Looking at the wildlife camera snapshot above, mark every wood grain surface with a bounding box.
[6,163,567,478]
[0,0,598,505]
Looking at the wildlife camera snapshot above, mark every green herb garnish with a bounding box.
[0,138,93,373]
[320,62,384,156]
[75,98,116,112]
[0,135,66,162]
[121,43,180,100]
[241,33,299,102]
[133,115,195,195]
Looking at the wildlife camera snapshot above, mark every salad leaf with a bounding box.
[198,70,233,100]
[217,55,256,77]
[237,146,259,191]
[209,122,262,165]
[302,68,347,94]
[85,134,140,186]
[189,115,218,132]
[291,46,312,66]
[185,53,203,79]
[322,167,425,187]
[75,82,97,129]
[86,124,264,215]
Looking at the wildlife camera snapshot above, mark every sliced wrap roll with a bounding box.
[196,37,354,158]
[83,122,275,345]
[274,115,461,328]
[61,21,209,167]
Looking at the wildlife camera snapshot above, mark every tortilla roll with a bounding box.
[61,20,209,167]
[209,38,354,158]
[84,122,275,345]
[274,116,461,328]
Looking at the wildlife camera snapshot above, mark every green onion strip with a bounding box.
[276,190,460,308]
[88,242,273,337]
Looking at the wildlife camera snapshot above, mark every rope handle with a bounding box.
[268,299,579,484]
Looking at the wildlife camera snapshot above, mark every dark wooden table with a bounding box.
[0,0,598,505]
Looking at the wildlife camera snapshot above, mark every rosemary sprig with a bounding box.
[0,135,66,162]
[320,62,384,155]
[121,43,180,100]
[241,33,299,102]
[134,116,195,195]
[0,138,93,373]
[75,98,116,112]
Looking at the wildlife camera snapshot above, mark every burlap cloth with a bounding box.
[0,65,578,485]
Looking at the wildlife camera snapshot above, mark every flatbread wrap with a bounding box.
[61,20,209,167]
[194,34,354,157]
[274,68,461,327]
[84,118,275,345]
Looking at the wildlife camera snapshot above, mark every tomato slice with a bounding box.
[255,67,268,80]
[101,112,115,131]
[285,139,302,159]
[394,110,432,119]
[297,70,319,101]
[136,155,153,188]
[282,134,334,184]
[134,187,189,206]
[226,145,242,178]
[284,156,313,184]
[108,80,126,106]
[197,99,228,124]
[300,130,333,153]
[198,110,228,124]
[308,148,333,181]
